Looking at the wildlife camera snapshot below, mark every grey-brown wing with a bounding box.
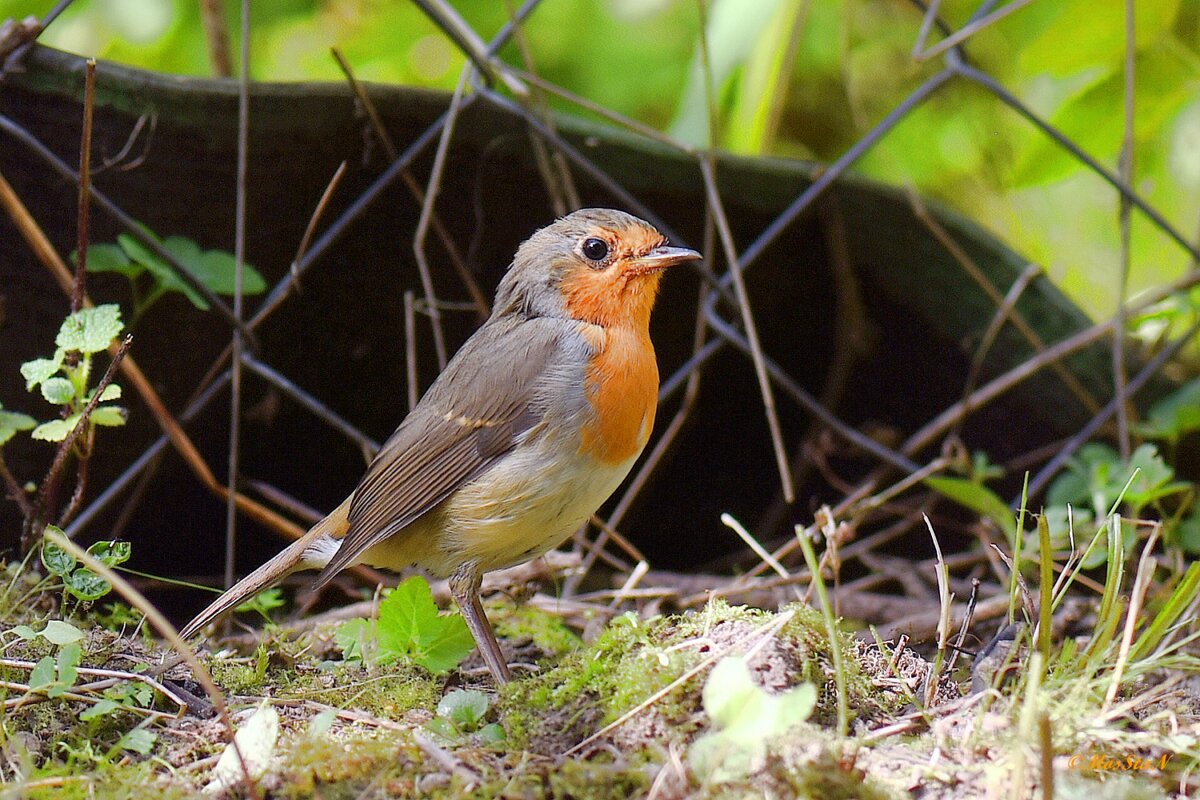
[310,315,569,587]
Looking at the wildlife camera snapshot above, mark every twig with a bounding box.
[0,451,33,518]
[71,58,94,314]
[292,160,348,269]
[913,0,1033,61]
[699,160,794,503]
[224,0,252,594]
[405,290,419,412]
[199,0,233,77]
[1111,0,1136,460]
[0,658,189,717]
[412,68,473,370]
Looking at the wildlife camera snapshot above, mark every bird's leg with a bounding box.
[448,562,512,685]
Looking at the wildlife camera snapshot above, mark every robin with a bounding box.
[180,208,700,684]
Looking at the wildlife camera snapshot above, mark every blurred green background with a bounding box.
[7,0,1200,326]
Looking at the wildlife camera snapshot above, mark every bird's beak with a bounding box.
[629,244,703,274]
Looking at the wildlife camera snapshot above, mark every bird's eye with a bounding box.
[581,238,609,262]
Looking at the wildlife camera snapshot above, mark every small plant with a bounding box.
[5,617,157,730]
[40,529,131,602]
[689,655,816,782]
[19,304,127,444]
[336,576,474,674]
[1,304,130,553]
[84,230,266,320]
[425,689,505,744]
[234,587,287,624]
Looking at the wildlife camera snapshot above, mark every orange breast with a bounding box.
[579,326,659,465]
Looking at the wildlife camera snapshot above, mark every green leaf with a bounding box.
[234,587,286,617]
[57,642,81,689]
[64,567,112,601]
[20,352,65,390]
[1140,378,1200,440]
[1172,512,1200,554]
[56,304,124,355]
[437,689,490,732]
[40,376,76,406]
[89,407,128,427]
[376,576,442,659]
[925,476,1017,538]
[9,625,38,640]
[117,728,157,755]
[42,619,85,645]
[726,0,806,154]
[29,655,56,691]
[0,409,36,446]
[692,656,817,781]
[41,539,77,577]
[80,698,121,720]
[118,233,209,310]
[365,577,475,673]
[32,417,77,442]
[81,243,141,277]
[1019,0,1182,78]
[669,0,786,146]
[335,618,372,662]
[703,656,815,739]
[376,576,473,673]
[1012,44,1200,186]
[87,540,131,567]
[424,717,460,740]
[414,614,474,674]
[165,237,266,296]
[96,383,122,402]
[307,709,338,739]
[477,723,506,745]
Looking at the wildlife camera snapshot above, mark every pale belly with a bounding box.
[354,432,640,578]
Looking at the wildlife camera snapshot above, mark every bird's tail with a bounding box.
[178,498,351,639]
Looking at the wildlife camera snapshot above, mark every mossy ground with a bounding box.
[1,577,1195,800]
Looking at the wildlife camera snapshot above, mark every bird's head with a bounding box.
[494,208,701,330]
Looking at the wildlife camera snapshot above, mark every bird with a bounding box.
[179,208,700,684]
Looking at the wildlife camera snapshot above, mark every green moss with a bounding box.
[18,759,196,800]
[276,730,415,798]
[498,609,703,752]
[490,600,583,659]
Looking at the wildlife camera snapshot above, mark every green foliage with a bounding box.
[689,655,816,782]
[41,530,132,602]
[926,476,1017,538]
[16,304,127,445]
[83,232,266,319]
[233,587,287,624]
[1138,377,1200,442]
[336,576,474,674]
[0,403,36,446]
[8,618,85,646]
[5,615,155,727]
[425,689,505,744]
[926,450,1015,536]
[1048,443,1187,521]
[29,641,81,699]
